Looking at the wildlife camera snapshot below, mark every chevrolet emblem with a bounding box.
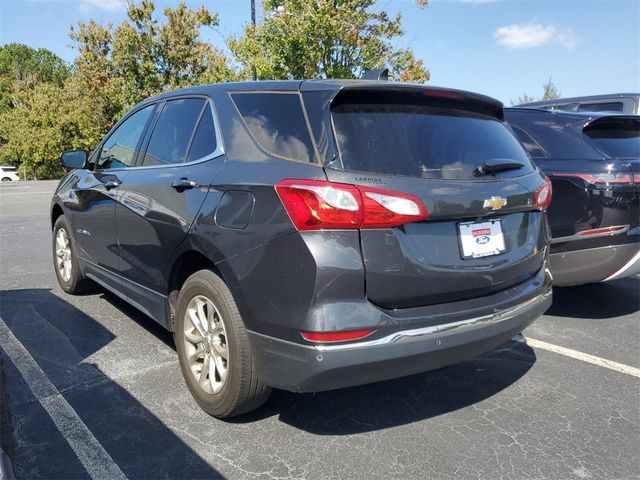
[483,196,507,210]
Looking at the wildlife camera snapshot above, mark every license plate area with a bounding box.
[458,219,506,259]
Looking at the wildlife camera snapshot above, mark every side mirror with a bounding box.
[60,150,87,169]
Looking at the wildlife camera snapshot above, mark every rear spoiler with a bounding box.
[329,85,504,120]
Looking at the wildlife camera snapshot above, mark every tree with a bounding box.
[511,77,561,105]
[70,0,239,121]
[229,0,430,82]
[511,93,536,106]
[542,77,560,100]
[0,1,241,179]
[0,44,70,112]
[0,81,105,179]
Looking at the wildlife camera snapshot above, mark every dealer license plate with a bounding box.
[458,220,506,259]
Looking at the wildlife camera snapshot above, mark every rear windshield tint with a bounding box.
[332,104,533,180]
[506,113,602,160]
[231,93,316,163]
[585,121,640,159]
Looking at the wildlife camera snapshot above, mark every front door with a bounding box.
[71,104,156,286]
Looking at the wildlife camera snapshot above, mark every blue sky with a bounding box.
[1,0,638,104]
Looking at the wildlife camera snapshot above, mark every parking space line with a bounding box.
[0,316,127,480]
[526,337,640,378]
[0,191,51,196]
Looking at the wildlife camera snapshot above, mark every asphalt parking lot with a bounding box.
[1,180,639,480]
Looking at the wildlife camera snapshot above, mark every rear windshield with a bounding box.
[507,113,602,160]
[584,121,640,159]
[331,104,533,180]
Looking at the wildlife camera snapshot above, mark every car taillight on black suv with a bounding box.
[275,179,429,230]
[53,80,552,418]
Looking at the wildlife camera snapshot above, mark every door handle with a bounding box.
[171,178,197,190]
[103,180,120,190]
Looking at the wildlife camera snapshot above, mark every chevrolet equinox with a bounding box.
[52,80,553,418]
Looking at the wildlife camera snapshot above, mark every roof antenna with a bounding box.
[360,68,389,81]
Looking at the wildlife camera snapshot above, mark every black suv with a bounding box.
[52,80,553,418]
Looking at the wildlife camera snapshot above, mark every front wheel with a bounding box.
[52,215,90,294]
[1,177,10,182]
[175,270,271,418]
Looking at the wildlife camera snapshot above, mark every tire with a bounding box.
[52,215,90,294]
[1,177,10,182]
[175,269,271,418]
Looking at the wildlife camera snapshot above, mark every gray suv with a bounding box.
[53,80,553,418]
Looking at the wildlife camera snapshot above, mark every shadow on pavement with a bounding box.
[235,340,536,435]
[0,288,221,480]
[547,276,640,319]
[2,286,538,444]
[82,286,537,437]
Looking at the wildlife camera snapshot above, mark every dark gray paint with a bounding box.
[52,80,553,391]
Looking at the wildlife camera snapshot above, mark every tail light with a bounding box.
[301,329,375,343]
[275,179,428,231]
[552,172,640,185]
[534,177,553,211]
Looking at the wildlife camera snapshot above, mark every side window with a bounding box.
[230,93,316,163]
[512,126,548,159]
[577,102,624,112]
[186,105,217,162]
[98,105,154,170]
[142,98,205,166]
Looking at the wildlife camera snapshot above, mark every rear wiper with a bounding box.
[473,159,525,177]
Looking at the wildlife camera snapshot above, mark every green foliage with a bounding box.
[542,77,560,100]
[0,0,432,179]
[0,1,240,178]
[0,80,105,179]
[70,0,239,121]
[229,0,429,82]
[512,77,561,105]
[0,43,70,112]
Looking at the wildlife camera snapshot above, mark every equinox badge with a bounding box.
[483,196,507,211]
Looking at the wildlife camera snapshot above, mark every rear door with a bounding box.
[320,88,548,309]
[114,96,225,322]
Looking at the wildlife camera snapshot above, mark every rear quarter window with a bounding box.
[230,92,316,163]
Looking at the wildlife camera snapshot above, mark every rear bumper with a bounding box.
[549,242,640,286]
[248,284,552,392]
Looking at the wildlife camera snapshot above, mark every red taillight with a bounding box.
[579,225,627,237]
[534,177,553,211]
[552,172,639,185]
[301,329,375,343]
[275,179,428,231]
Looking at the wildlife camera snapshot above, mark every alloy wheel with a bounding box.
[183,295,229,394]
[55,228,72,282]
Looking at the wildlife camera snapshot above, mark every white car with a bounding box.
[0,166,20,182]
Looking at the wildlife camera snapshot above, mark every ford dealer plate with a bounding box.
[458,219,506,259]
